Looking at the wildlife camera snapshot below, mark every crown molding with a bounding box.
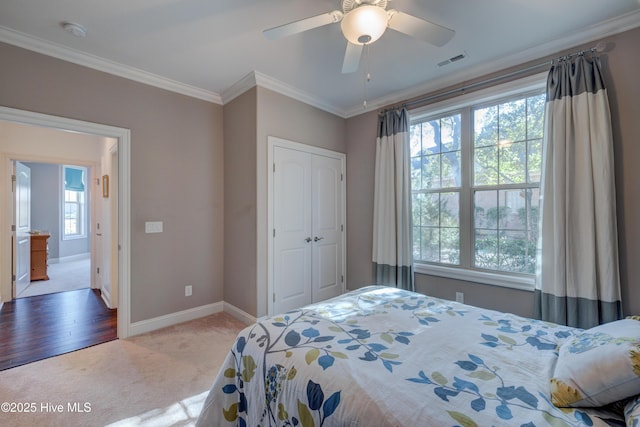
[253,71,346,117]
[342,8,640,118]
[221,70,347,117]
[0,25,222,104]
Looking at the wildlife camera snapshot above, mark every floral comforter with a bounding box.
[196,286,624,426]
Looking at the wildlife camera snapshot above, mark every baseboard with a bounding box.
[127,301,256,337]
[49,253,91,264]
[129,302,224,336]
[100,286,112,308]
[224,302,257,325]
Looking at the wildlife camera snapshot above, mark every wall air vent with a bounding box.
[437,51,468,67]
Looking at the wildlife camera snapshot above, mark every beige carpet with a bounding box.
[0,312,246,427]
[17,258,91,298]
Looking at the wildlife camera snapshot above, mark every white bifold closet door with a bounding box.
[272,145,344,314]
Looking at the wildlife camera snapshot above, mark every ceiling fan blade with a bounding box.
[342,42,363,74]
[387,10,455,47]
[263,10,343,40]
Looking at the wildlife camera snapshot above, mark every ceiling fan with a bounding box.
[263,0,455,74]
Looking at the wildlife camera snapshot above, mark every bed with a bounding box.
[197,286,640,426]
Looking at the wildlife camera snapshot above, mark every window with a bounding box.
[63,165,87,239]
[410,76,545,289]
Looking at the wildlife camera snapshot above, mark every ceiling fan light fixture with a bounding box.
[341,5,388,45]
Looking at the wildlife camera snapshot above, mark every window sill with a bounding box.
[414,263,535,291]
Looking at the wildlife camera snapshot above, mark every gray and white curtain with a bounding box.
[372,108,414,291]
[535,55,622,329]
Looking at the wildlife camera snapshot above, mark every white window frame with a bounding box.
[62,165,88,240]
[410,72,547,291]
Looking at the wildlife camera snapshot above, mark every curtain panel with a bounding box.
[535,55,622,328]
[372,108,414,291]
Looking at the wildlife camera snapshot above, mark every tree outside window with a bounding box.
[411,91,545,277]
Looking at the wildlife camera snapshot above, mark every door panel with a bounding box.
[273,147,312,313]
[311,155,343,303]
[14,161,31,293]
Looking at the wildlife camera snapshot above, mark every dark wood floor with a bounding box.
[0,288,117,371]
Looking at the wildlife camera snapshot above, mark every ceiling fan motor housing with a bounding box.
[342,0,388,13]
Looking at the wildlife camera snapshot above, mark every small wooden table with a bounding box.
[30,233,50,281]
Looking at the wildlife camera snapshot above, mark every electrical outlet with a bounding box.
[456,292,464,303]
[185,285,192,297]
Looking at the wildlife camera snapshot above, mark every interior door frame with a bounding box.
[0,106,132,339]
[266,136,346,316]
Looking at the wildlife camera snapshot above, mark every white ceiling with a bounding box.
[1,0,639,117]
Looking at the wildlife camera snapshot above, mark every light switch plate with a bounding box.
[145,221,163,233]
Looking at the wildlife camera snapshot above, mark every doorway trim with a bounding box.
[0,106,132,338]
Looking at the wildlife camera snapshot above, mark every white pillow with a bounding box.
[550,318,640,407]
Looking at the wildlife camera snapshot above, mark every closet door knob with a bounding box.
[314,236,324,242]
[304,237,312,243]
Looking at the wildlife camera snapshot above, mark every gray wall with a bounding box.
[0,42,225,323]
[223,86,347,318]
[345,27,640,318]
[26,163,91,260]
[25,162,61,260]
[223,87,258,317]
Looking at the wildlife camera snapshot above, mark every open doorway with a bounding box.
[13,161,92,299]
[0,106,131,340]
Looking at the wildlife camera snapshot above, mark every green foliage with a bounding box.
[411,93,545,274]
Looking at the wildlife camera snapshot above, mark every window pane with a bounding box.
[475,229,498,270]
[474,188,540,273]
[410,124,422,157]
[441,228,460,265]
[65,219,78,235]
[527,95,545,139]
[422,155,440,189]
[423,120,439,154]
[528,138,542,183]
[440,192,459,227]
[411,157,422,190]
[65,190,79,202]
[499,99,527,143]
[474,106,498,147]
[499,141,526,184]
[441,115,461,153]
[474,190,497,230]
[474,146,498,185]
[526,188,540,242]
[499,189,526,231]
[421,227,439,262]
[65,203,78,218]
[499,230,532,273]
[421,193,440,227]
[413,226,422,260]
[441,151,461,188]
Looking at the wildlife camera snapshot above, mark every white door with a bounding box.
[273,147,313,313]
[272,143,345,314]
[13,161,31,296]
[311,154,343,303]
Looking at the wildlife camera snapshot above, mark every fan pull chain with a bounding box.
[363,43,371,108]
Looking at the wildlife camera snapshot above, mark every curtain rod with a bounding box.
[380,42,606,115]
